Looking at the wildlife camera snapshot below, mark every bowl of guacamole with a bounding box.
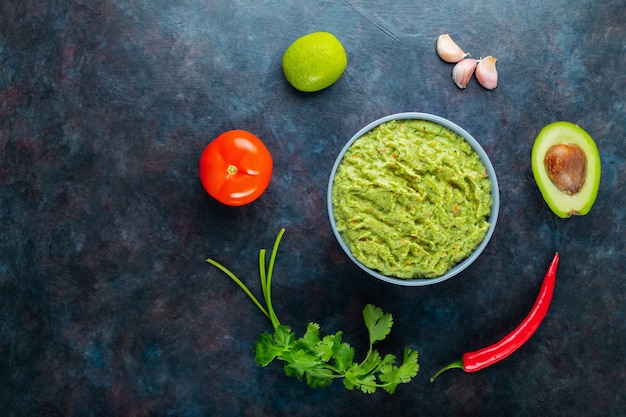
[328,112,499,286]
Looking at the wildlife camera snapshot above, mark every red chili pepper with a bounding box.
[430,252,560,382]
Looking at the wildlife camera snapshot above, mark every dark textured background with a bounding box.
[2,1,625,416]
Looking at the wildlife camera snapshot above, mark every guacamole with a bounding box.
[331,119,492,279]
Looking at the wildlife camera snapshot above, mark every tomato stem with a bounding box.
[227,165,238,175]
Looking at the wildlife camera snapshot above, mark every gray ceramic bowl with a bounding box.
[327,112,499,286]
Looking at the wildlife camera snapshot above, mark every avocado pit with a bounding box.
[544,143,586,195]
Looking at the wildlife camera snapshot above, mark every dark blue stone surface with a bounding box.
[2,1,625,416]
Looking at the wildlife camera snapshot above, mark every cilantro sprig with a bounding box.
[207,228,419,394]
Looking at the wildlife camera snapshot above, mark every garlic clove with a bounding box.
[437,34,469,63]
[476,56,498,90]
[452,58,477,89]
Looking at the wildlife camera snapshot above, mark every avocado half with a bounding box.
[531,121,601,218]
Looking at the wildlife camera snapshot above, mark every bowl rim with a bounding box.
[327,112,500,286]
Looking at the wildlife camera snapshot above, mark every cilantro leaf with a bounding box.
[254,332,278,366]
[331,340,354,372]
[312,332,341,362]
[273,325,296,348]
[343,364,379,393]
[254,325,295,366]
[357,374,378,394]
[281,348,322,379]
[378,348,420,394]
[398,348,420,383]
[296,322,321,351]
[363,304,393,345]
[304,367,335,389]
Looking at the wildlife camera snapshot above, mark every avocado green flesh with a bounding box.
[331,120,492,279]
[531,121,601,218]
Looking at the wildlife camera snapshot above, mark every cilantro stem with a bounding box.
[206,257,271,320]
[307,367,344,379]
[261,228,285,329]
[207,228,285,330]
[361,345,375,368]
[259,249,280,329]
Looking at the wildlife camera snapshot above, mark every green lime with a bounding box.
[282,32,347,92]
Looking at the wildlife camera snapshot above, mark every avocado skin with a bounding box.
[531,121,601,218]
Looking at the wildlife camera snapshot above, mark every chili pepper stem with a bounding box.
[430,359,464,382]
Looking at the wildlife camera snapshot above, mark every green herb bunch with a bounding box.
[207,229,419,394]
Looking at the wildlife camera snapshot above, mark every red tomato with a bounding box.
[199,130,273,206]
